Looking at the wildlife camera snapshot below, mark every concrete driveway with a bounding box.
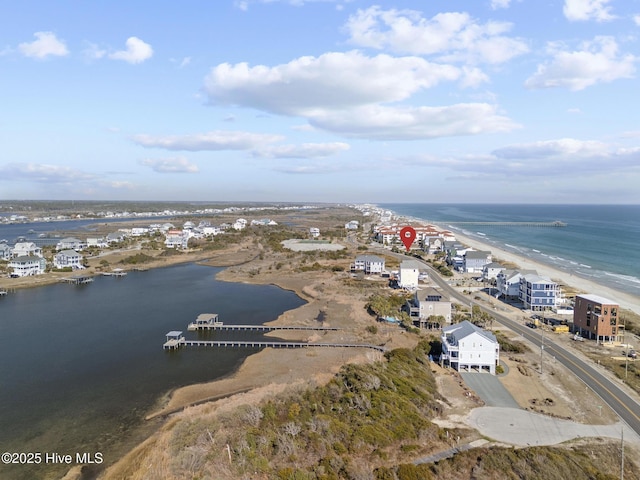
[467,407,639,447]
[460,372,520,408]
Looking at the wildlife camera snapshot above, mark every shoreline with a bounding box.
[384,210,640,317]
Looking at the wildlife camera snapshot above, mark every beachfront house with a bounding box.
[481,262,506,281]
[464,250,492,274]
[496,270,529,300]
[352,254,385,274]
[441,320,500,374]
[12,241,42,258]
[407,287,451,328]
[573,294,620,343]
[519,274,558,311]
[398,260,422,289]
[9,255,47,277]
[53,250,84,270]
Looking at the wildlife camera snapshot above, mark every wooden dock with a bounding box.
[0,289,7,296]
[187,313,340,332]
[61,275,94,285]
[102,268,127,277]
[163,338,385,352]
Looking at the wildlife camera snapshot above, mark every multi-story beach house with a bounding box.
[519,274,558,311]
[573,294,620,343]
[309,227,320,238]
[440,320,500,374]
[0,242,12,261]
[398,260,422,289]
[9,255,47,277]
[56,237,85,251]
[496,270,535,300]
[12,241,42,258]
[464,250,492,274]
[54,250,84,269]
[352,255,385,274]
[481,262,506,281]
[407,287,452,327]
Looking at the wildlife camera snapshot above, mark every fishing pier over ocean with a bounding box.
[440,220,567,227]
[164,314,386,352]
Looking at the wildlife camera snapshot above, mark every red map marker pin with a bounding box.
[400,226,416,252]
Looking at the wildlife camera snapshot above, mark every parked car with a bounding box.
[628,349,637,359]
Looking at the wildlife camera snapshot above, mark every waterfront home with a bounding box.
[201,226,221,236]
[407,287,452,327]
[398,260,422,289]
[12,241,42,258]
[352,254,385,274]
[131,227,150,237]
[573,294,620,344]
[86,237,108,248]
[309,227,320,238]
[496,270,531,300]
[441,320,499,374]
[481,262,506,281]
[0,242,12,261]
[9,255,47,277]
[106,232,125,244]
[519,274,558,311]
[464,250,492,274]
[54,250,84,269]
[164,230,188,249]
[56,237,85,251]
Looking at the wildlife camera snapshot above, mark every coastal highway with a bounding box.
[381,249,640,439]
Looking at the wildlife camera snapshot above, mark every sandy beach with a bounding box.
[452,229,640,316]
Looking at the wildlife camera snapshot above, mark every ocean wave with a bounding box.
[603,271,640,285]
[579,264,592,269]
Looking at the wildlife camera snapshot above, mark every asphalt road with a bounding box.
[379,248,640,439]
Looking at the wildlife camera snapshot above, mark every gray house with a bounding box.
[464,250,492,273]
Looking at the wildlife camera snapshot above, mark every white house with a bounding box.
[131,227,150,237]
[398,260,422,289]
[309,227,320,238]
[353,255,385,274]
[9,255,47,277]
[54,250,84,269]
[164,230,188,249]
[13,242,42,258]
[481,262,506,281]
[202,226,221,236]
[441,320,499,374]
[345,220,359,230]
[464,250,492,274]
[56,237,85,251]
[86,237,108,248]
[233,218,247,230]
[0,242,12,261]
[496,270,536,300]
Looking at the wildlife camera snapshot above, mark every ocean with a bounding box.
[379,204,640,298]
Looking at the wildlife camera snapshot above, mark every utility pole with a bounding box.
[621,426,624,480]
[540,309,545,374]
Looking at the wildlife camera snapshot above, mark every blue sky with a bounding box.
[1,0,639,203]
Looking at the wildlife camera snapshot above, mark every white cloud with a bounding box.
[83,42,107,61]
[131,130,284,151]
[307,103,518,140]
[344,7,528,64]
[407,138,640,178]
[204,50,517,140]
[18,32,68,59]
[252,142,350,158]
[525,36,636,90]
[205,51,460,115]
[563,0,615,22]
[0,163,94,183]
[108,37,153,64]
[491,0,511,9]
[633,14,640,26]
[139,156,199,173]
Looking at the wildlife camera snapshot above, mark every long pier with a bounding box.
[443,221,566,227]
[192,324,340,332]
[164,338,385,352]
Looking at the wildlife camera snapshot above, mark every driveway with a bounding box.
[460,372,520,408]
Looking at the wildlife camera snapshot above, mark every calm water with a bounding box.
[380,204,640,297]
[0,263,305,480]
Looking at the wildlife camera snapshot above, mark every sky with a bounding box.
[1,0,640,204]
